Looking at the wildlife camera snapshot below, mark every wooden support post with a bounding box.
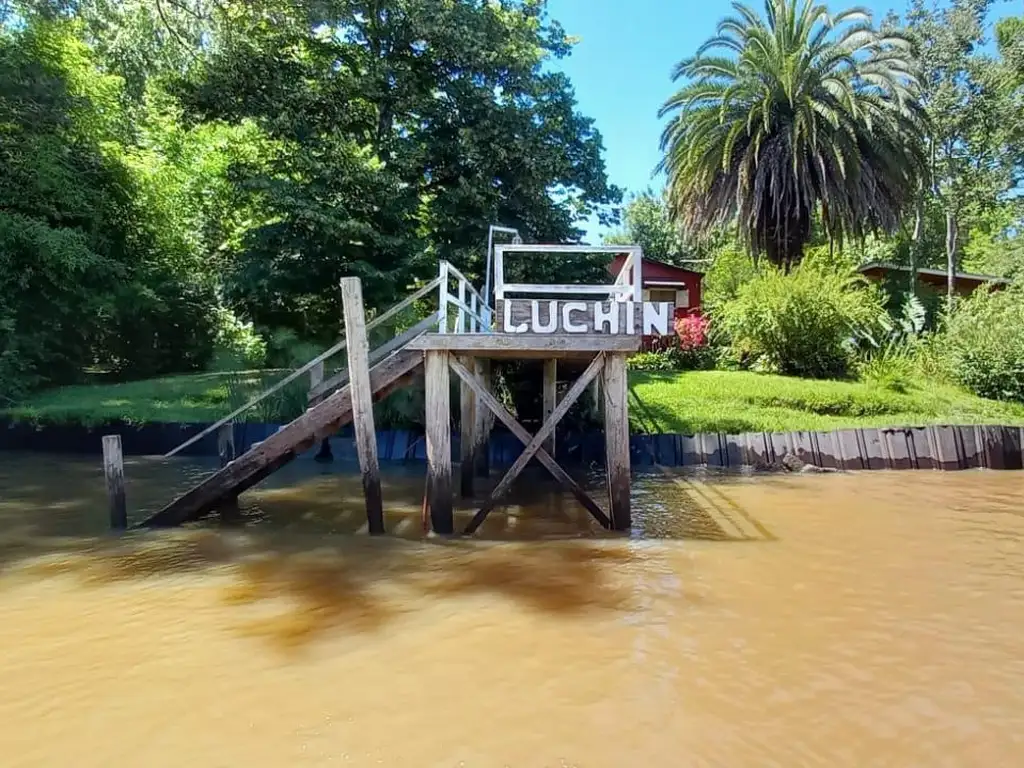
[309,361,333,462]
[217,421,235,468]
[459,355,477,498]
[542,358,557,458]
[425,350,454,533]
[102,434,127,530]
[602,352,631,531]
[454,354,609,535]
[473,358,491,478]
[309,360,324,403]
[340,277,384,535]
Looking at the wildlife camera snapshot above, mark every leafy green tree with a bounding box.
[902,0,1017,310]
[173,0,620,332]
[604,188,696,265]
[659,0,926,270]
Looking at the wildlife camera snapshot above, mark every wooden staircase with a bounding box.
[139,260,491,529]
[139,348,423,527]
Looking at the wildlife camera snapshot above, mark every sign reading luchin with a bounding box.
[497,299,673,336]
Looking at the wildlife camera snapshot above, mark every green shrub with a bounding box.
[856,339,918,393]
[627,351,676,372]
[209,307,268,371]
[714,264,886,379]
[938,284,1024,403]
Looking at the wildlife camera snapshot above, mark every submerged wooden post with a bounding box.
[472,358,491,477]
[425,349,454,533]
[309,360,333,461]
[602,353,631,531]
[340,277,384,535]
[459,354,477,498]
[102,434,127,530]
[543,358,557,458]
[216,421,235,468]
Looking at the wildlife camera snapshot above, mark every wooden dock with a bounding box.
[139,239,664,535]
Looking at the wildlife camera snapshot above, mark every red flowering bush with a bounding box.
[675,313,709,351]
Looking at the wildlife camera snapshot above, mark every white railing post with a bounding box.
[438,261,449,334]
[470,293,478,333]
[633,247,644,302]
[457,277,466,333]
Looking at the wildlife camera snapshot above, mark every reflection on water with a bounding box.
[0,452,1023,766]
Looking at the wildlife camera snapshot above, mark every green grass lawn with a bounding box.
[5,367,1024,435]
[629,370,1024,434]
[1,369,304,426]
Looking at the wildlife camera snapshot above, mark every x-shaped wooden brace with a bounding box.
[448,354,611,535]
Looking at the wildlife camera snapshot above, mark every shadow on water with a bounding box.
[0,451,771,652]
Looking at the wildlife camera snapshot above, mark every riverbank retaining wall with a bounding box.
[2,419,1022,471]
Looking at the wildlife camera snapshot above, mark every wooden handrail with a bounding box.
[164,275,442,458]
[307,310,441,402]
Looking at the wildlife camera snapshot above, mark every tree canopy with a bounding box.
[0,0,620,399]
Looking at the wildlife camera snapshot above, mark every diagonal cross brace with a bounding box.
[448,354,610,535]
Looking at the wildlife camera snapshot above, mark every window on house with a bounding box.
[648,288,677,304]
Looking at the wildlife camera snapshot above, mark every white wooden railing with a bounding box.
[492,244,643,304]
[437,260,492,334]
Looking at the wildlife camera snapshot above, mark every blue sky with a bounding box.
[546,0,1014,241]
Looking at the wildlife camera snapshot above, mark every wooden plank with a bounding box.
[497,298,670,335]
[473,359,492,477]
[543,358,557,457]
[497,244,641,255]
[408,333,640,356]
[500,283,633,296]
[309,311,439,402]
[448,356,610,532]
[425,350,453,533]
[341,277,384,534]
[459,354,477,498]
[603,352,631,531]
[139,349,423,528]
[102,434,127,530]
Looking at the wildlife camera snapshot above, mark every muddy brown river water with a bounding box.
[0,452,1022,766]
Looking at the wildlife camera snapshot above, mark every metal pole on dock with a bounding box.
[102,434,127,530]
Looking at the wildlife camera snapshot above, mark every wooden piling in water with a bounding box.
[102,434,127,530]
[543,358,557,458]
[216,422,235,468]
[473,359,492,478]
[340,277,384,535]
[424,349,454,534]
[459,354,477,498]
[602,352,631,531]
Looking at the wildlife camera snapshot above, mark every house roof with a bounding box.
[858,261,1010,286]
[606,253,704,285]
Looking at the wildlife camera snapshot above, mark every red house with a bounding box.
[606,254,703,318]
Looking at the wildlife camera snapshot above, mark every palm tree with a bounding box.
[659,0,927,270]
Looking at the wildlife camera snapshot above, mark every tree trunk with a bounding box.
[910,192,923,297]
[945,210,958,313]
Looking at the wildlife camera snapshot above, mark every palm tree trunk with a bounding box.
[945,210,958,313]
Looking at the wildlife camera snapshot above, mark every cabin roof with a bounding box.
[606,253,703,285]
[858,261,1009,287]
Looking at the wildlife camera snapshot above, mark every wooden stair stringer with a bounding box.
[139,349,424,528]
